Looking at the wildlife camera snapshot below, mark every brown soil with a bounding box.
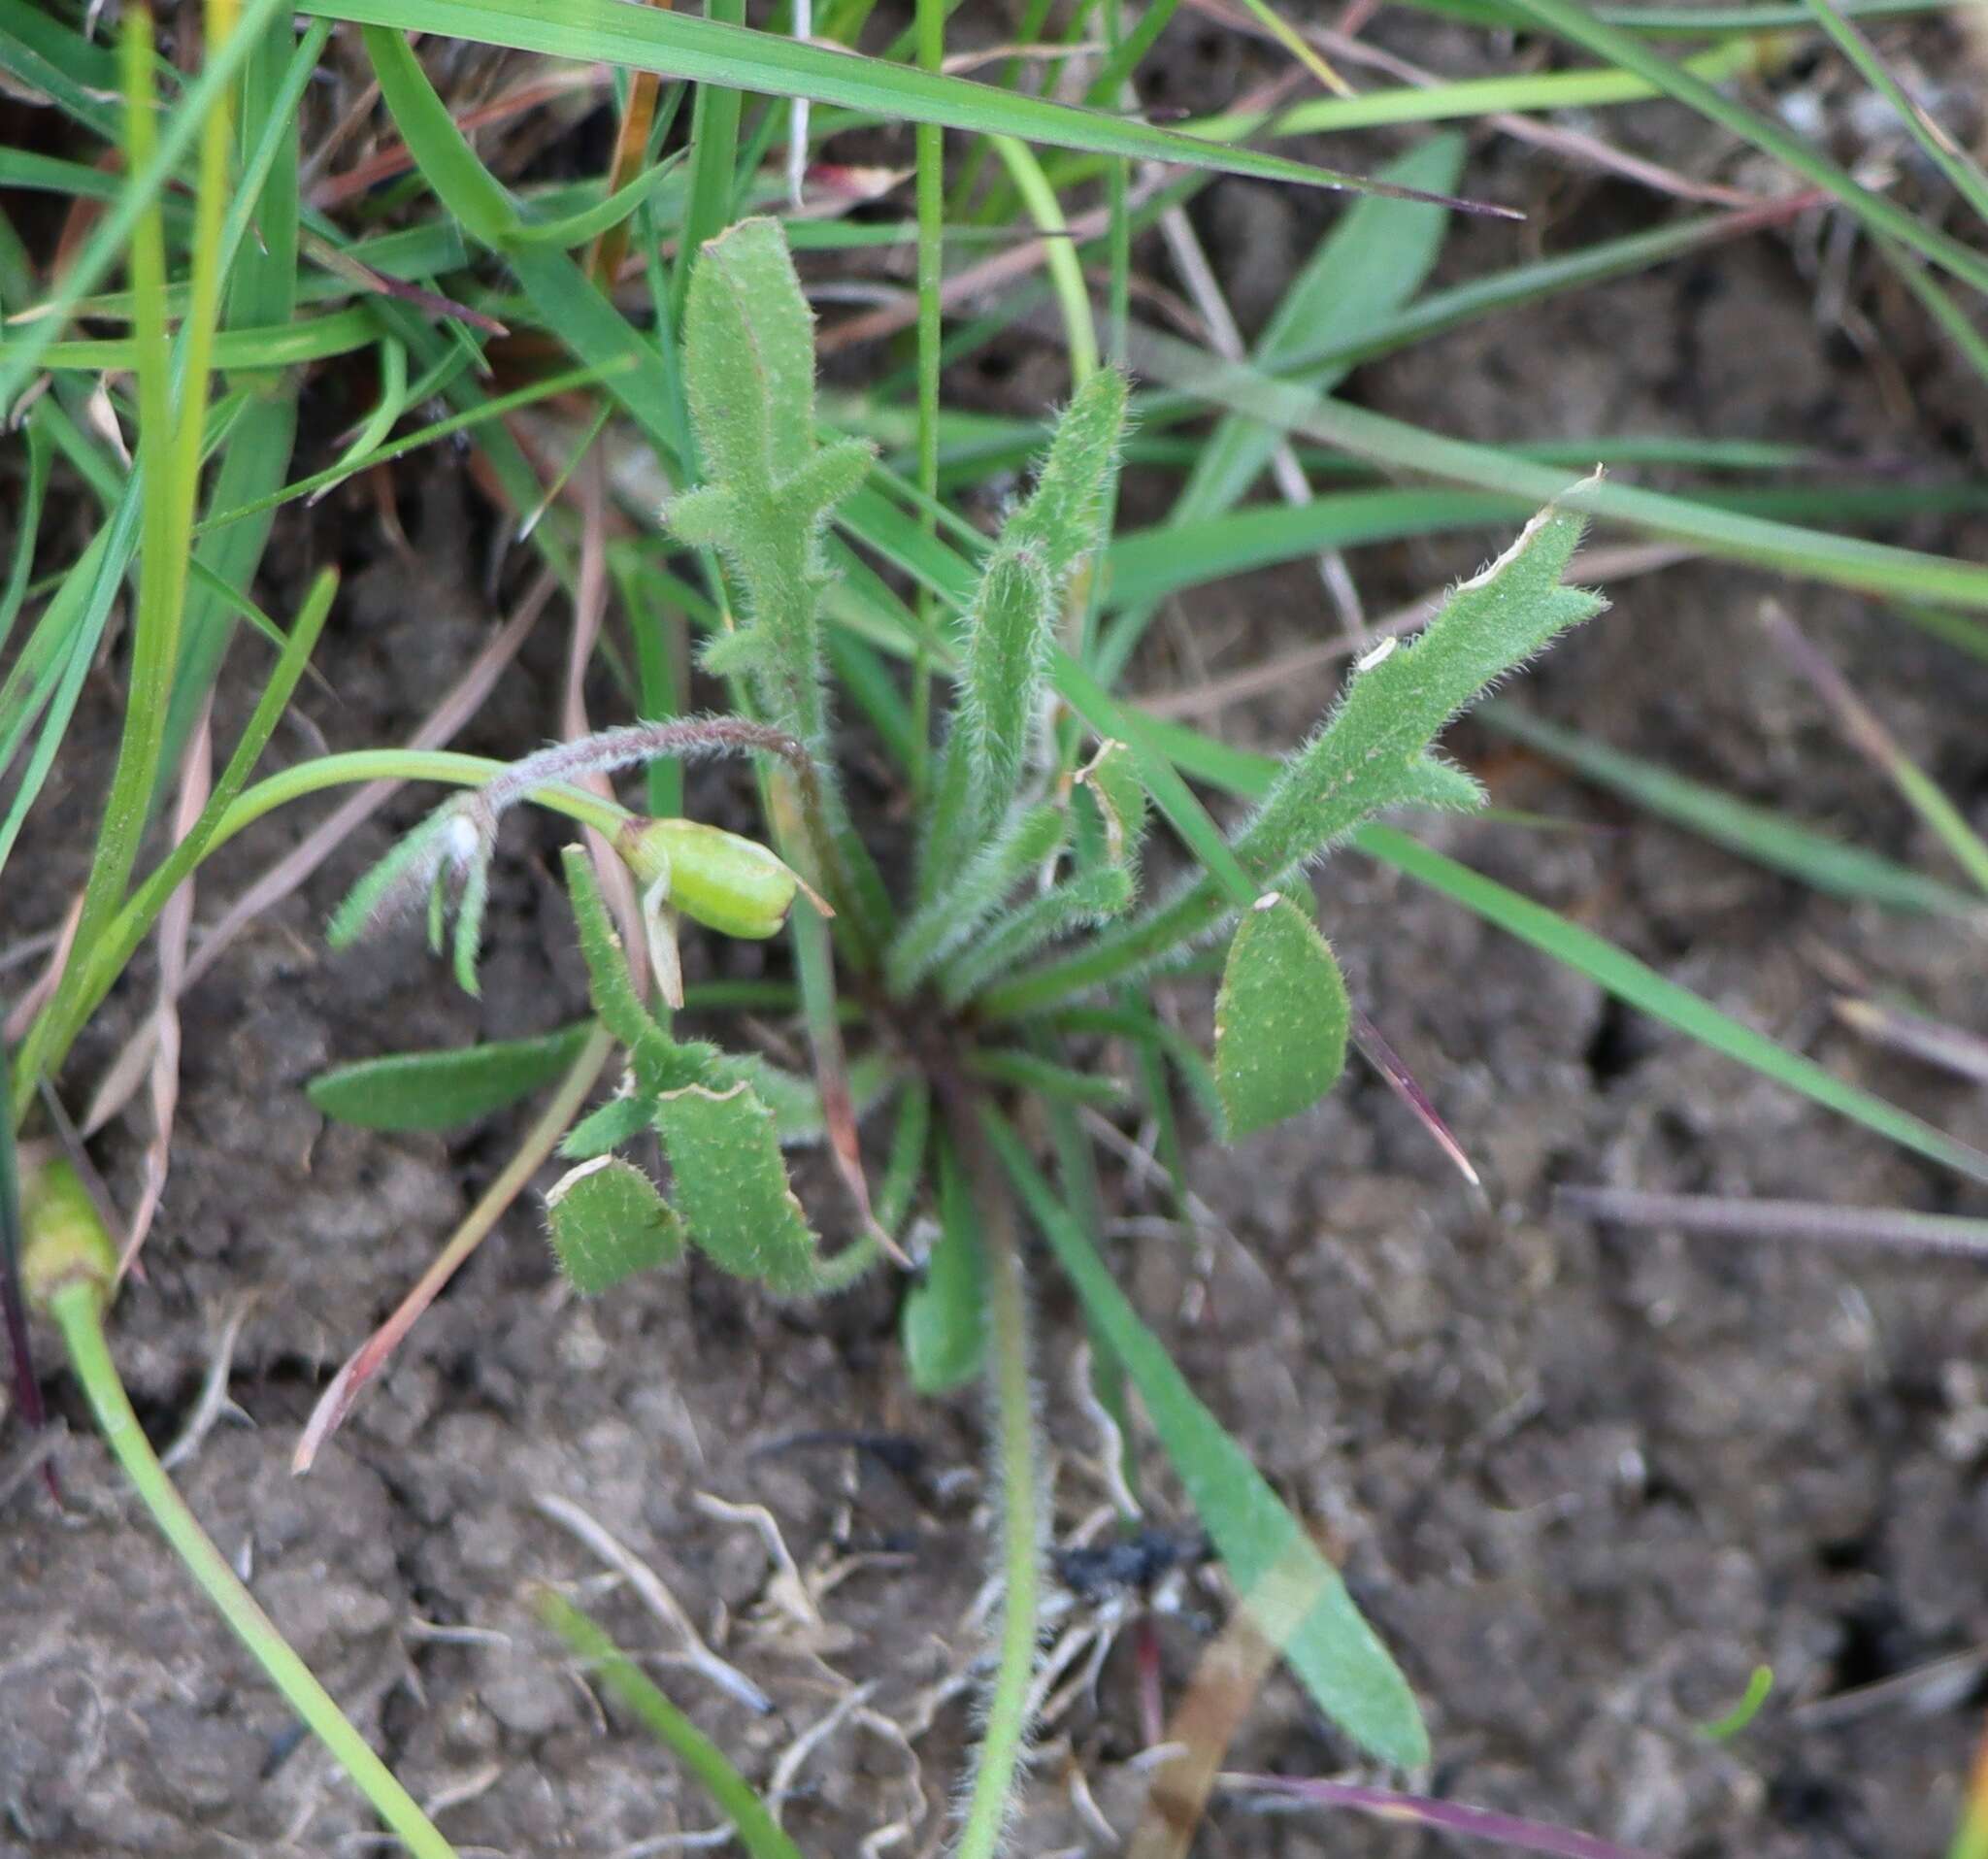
[6,8,1988,1857]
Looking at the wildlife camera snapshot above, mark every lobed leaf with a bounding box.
[546,1157,684,1295]
[1240,499,1603,882]
[1213,894,1351,1139]
[652,1082,819,1293]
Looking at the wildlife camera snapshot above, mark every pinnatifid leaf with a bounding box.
[546,1157,684,1295]
[1214,893,1350,1140]
[309,1022,595,1132]
[668,217,872,758]
[652,1081,819,1293]
[1240,498,1603,881]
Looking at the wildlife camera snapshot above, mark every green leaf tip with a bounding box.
[1075,739,1148,870]
[1004,365,1130,585]
[681,216,820,490]
[1214,893,1351,1140]
[652,1081,820,1293]
[547,1157,685,1295]
[1241,491,1604,882]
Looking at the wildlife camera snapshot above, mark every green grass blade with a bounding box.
[1501,0,1988,298]
[20,571,340,1103]
[1106,486,1520,610]
[1128,323,1988,610]
[985,1109,1430,1769]
[0,0,290,411]
[1478,700,1988,920]
[537,1591,804,1859]
[1360,821,1988,1183]
[1799,0,1988,227]
[300,0,1505,206]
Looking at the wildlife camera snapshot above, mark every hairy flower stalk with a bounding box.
[327,715,820,996]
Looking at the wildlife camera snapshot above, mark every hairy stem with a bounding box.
[943,1084,1042,1859]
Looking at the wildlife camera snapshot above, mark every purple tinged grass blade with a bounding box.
[1350,1004,1482,1190]
[1224,1773,1664,1859]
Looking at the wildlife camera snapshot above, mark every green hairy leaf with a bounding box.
[960,545,1057,821]
[1000,366,1130,586]
[987,1113,1430,1770]
[940,865,1135,1008]
[560,1093,656,1161]
[1213,893,1351,1139]
[546,1157,685,1295]
[1074,739,1148,872]
[668,218,872,748]
[652,1081,819,1293]
[927,369,1130,898]
[887,802,1067,997]
[308,1023,595,1132]
[979,494,1603,1021]
[1239,499,1603,882]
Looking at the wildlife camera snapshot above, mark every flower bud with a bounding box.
[615,816,803,942]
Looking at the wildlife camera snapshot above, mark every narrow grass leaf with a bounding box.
[1500,0,1988,298]
[1127,323,1988,612]
[986,1111,1429,1769]
[1479,700,1988,920]
[299,0,1506,206]
[534,1591,805,1859]
[0,0,290,409]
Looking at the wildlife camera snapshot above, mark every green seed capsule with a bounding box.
[615,816,802,941]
